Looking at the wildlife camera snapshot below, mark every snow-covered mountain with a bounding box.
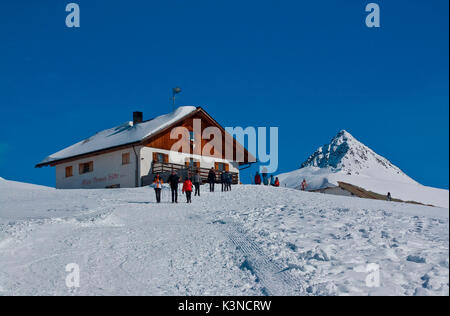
[300,130,417,184]
[278,130,449,209]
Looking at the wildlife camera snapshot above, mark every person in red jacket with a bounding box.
[182,177,193,203]
[301,179,307,191]
[274,177,280,187]
[254,172,262,185]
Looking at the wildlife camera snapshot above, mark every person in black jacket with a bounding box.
[167,171,180,203]
[207,168,216,192]
[220,171,226,192]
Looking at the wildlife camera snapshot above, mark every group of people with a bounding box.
[254,172,309,191]
[152,167,234,204]
[207,168,232,192]
[254,172,280,187]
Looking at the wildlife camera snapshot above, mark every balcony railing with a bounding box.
[141,161,239,186]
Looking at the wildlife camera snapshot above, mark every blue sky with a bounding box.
[0,0,448,188]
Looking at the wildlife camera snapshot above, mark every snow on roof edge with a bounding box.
[37,106,198,166]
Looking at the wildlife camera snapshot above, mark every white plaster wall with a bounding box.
[55,148,139,189]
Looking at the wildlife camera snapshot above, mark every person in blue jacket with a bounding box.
[269,175,274,186]
[225,171,232,191]
[263,174,269,185]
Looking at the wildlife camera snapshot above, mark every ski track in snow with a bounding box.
[220,220,306,295]
[0,184,448,296]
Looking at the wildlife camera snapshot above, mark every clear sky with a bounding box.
[0,0,448,189]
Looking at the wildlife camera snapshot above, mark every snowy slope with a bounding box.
[0,181,448,296]
[278,131,449,209]
[37,106,197,165]
[0,176,52,191]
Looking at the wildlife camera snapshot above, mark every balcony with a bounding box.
[141,161,239,186]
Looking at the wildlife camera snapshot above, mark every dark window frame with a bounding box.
[79,161,94,175]
[122,152,131,165]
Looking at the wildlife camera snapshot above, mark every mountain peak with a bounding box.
[335,129,353,139]
[300,130,417,184]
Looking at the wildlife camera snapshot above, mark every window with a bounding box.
[79,161,94,174]
[185,158,200,168]
[186,158,194,166]
[215,162,229,172]
[122,153,130,165]
[157,153,165,163]
[153,152,168,163]
[189,131,195,142]
[65,166,73,178]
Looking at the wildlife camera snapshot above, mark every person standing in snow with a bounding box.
[193,171,201,197]
[225,171,232,191]
[221,171,227,192]
[263,174,269,186]
[387,192,392,201]
[208,168,216,192]
[273,177,280,187]
[182,177,193,203]
[167,170,180,203]
[301,179,307,191]
[254,172,261,185]
[152,173,163,203]
[261,167,268,186]
[269,175,274,186]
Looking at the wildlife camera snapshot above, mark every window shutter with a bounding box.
[122,153,130,165]
[66,166,73,178]
[164,154,169,163]
[225,163,229,172]
[152,152,157,162]
[214,162,219,170]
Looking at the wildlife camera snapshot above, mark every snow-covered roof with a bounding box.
[37,106,198,166]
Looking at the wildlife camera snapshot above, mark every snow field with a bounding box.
[0,180,448,296]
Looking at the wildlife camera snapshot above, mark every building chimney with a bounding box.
[133,111,143,125]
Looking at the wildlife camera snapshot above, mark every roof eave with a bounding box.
[35,141,142,168]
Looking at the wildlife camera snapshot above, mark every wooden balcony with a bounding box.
[141,161,239,186]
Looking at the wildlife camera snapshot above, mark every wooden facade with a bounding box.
[142,109,255,164]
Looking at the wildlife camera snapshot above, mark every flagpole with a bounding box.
[172,87,182,111]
